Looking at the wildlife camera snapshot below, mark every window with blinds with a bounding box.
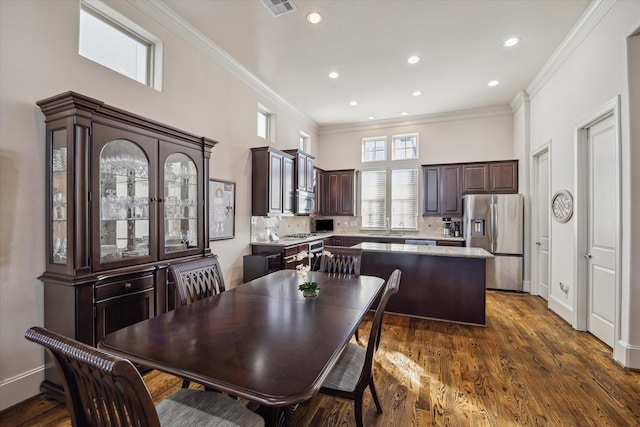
[361,168,418,230]
[391,169,418,229]
[361,170,386,228]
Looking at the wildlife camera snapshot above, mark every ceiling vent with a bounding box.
[261,0,297,17]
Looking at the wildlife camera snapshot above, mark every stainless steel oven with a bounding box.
[308,239,324,270]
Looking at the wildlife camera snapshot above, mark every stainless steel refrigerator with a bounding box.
[462,194,523,291]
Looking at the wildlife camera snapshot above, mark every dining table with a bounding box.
[99,269,385,426]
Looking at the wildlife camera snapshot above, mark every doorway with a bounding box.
[532,144,550,300]
[575,98,620,348]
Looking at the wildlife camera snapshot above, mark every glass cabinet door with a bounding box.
[51,129,68,265]
[99,139,151,263]
[163,153,198,253]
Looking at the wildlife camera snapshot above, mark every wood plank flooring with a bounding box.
[2,291,639,426]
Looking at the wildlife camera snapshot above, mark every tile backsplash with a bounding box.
[251,215,461,241]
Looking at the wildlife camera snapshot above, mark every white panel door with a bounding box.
[587,115,616,347]
[534,150,550,299]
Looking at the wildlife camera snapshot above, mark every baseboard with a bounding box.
[547,294,573,325]
[522,280,531,293]
[614,340,640,370]
[0,365,44,411]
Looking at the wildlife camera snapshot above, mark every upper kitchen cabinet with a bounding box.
[251,147,295,216]
[462,160,518,194]
[284,149,315,192]
[422,164,462,216]
[324,169,358,216]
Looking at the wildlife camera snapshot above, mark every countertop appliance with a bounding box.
[463,194,523,291]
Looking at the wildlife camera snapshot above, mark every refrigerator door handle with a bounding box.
[490,202,497,253]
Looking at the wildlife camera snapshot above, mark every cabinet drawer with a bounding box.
[95,274,155,301]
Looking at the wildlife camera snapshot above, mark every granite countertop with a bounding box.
[251,232,464,247]
[352,242,493,259]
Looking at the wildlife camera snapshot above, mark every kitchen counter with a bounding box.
[353,242,491,259]
[250,232,464,247]
[357,242,490,326]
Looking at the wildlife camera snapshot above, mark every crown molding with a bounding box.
[318,105,513,136]
[510,90,530,112]
[126,0,318,132]
[526,0,616,99]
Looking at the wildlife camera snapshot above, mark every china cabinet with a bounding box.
[38,91,217,399]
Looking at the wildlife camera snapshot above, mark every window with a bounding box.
[299,131,310,152]
[257,105,274,141]
[390,169,418,229]
[392,134,418,160]
[361,168,418,230]
[362,137,386,162]
[361,170,386,228]
[79,1,162,90]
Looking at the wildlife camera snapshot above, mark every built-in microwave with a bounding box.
[296,190,315,215]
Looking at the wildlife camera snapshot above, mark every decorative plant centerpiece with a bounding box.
[296,250,332,298]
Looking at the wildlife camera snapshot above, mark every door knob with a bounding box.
[584,253,592,259]
[535,241,541,246]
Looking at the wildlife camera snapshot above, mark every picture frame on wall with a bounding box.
[209,179,235,240]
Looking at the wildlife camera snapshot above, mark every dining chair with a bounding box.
[318,269,401,427]
[169,256,226,389]
[24,326,264,427]
[319,245,364,341]
[319,245,362,276]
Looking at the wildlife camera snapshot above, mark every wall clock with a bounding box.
[551,190,573,223]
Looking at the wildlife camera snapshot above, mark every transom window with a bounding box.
[392,134,418,160]
[79,1,162,90]
[362,137,387,162]
[257,105,275,141]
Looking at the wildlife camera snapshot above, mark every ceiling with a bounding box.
[162,0,591,127]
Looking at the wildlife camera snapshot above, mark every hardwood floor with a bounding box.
[2,291,639,426]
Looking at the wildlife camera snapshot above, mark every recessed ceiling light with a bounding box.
[368,116,375,120]
[503,37,520,47]
[349,101,358,106]
[412,90,422,97]
[328,71,339,79]
[307,12,322,24]
[407,56,420,64]
[401,112,408,116]
[488,80,500,87]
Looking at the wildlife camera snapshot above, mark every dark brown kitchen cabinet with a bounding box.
[462,160,518,194]
[251,147,295,216]
[324,169,358,216]
[422,164,462,216]
[314,166,325,214]
[462,163,490,194]
[285,149,315,192]
[489,161,518,193]
[37,91,216,400]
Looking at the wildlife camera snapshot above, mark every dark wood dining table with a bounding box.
[99,269,385,426]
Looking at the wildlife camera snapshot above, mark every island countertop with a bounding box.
[352,242,493,259]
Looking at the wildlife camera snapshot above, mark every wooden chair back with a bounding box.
[170,256,226,307]
[25,326,160,427]
[362,269,401,380]
[319,246,362,276]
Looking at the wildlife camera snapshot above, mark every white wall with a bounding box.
[528,0,639,367]
[317,111,514,170]
[0,0,316,409]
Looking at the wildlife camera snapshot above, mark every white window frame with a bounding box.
[392,133,419,160]
[299,131,310,152]
[361,170,387,229]
[257,104,275,141]
[362,136,387,162]
[79,0,163,91]
[361,166,419,231]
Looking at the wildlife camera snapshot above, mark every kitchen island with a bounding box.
[354,242,493,326]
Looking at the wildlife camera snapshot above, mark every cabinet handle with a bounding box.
[124,282,132,289]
